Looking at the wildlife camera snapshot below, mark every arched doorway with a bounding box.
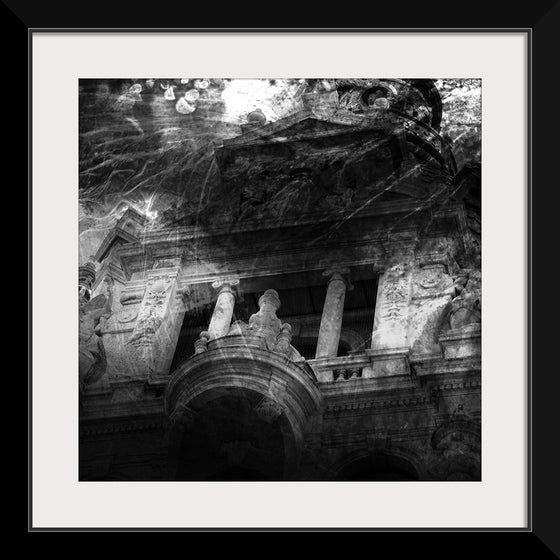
[172,388,294,481]
[334,452,420,481]
[164,335,323,481]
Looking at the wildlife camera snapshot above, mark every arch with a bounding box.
[325,448,425,481]
[164,336,323,480]
[171,387,295,481]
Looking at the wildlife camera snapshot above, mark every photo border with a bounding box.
[29,28,532,534]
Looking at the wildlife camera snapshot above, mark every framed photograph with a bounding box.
[29,25,539,536]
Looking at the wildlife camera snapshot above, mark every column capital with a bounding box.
[323,268,353,290]
[211,277,241,298]
[211,277,240,289]
[379,263,409,279]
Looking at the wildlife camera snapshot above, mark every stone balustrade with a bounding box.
[308,354,370,383]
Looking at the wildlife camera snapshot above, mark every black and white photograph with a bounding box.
[78,77,482,482]
[29,26,537,532]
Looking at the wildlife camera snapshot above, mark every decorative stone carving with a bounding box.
[119,288,145,306]
[124,266,187,377]
[79,275,113,393]
[332,367,362,381]
[370,263,413,352]
[221,291,304,362]
[194,331,210,354]
[116,309,140,324]
[275,323,293,357]
[408,264,455,356]
[413,264,454,297]
[128,275,172,348]
[254,396,284,423]
[448,268,481,330]
[437,268,481,358]
[78,261,97,305]
[379,264,410,324]
[248,289,283,349]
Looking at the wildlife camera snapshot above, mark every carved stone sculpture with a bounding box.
[248,289,283,349]
[254,397,284,423]
[194,331,210,354]
[127,274,171,348]
[79,277,113,393]
[380,264,410,324]
[448,269,481,330]
[222,289,304,362]
[274,323,293,357]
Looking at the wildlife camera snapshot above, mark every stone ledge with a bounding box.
[363,347,411,379]
[439,324,481,359]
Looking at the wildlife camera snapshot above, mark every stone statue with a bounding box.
[215,290,305,362]
[448,269,481,330]
[79,278,113,393]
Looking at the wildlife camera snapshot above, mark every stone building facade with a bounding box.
[79,79,481,481]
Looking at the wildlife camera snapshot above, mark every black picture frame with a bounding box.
[21,4,556,550]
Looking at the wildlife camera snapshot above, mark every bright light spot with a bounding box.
[176,97,196,114]
[184,89,200,102]
[220,79,296,123]
[163,86,176,100]
[144,194,158,220]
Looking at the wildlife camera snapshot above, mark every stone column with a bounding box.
[315,269,351,359]
[208,279,239,340]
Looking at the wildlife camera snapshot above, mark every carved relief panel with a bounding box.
[371,264,413,349]
[412,264,454,299]
[128,274,173,348]
[123,265,188,376]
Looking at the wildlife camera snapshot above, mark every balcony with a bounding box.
[164,288,323,480]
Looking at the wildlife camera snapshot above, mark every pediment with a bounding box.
[221,110,380,150]
[265,117,357,140]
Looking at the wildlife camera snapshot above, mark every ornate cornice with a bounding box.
[322,426,436,449]
[325,393,432,413]
[80,417,166,437]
